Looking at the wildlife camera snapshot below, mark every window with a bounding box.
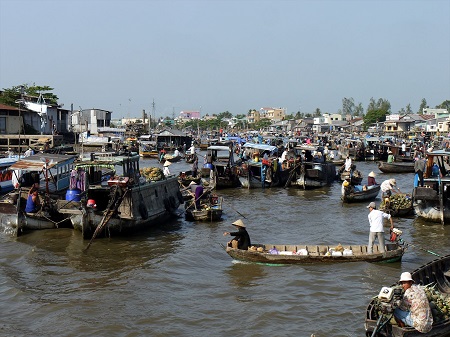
[0,117,6,133]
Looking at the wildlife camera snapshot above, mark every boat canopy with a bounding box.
[207,145,231,152]
[9,154,77,171]
[243,142,278,154]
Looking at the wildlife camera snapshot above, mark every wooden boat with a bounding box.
[0,154,78,236]
[377,161,415,173]
[57,154,183,240]
[0,157,18,195]
[185,153,197,163]
[203,144,241,189]
[178,170,202,186]
[286,145,337,189]
[185,193,223,221]
[237,143,291,189]
[163,154,183,163]
[224,242,404,264]
[139,141,158,158]
[364,254,450,336]
[412,150,450,225]
[341,184,381,203]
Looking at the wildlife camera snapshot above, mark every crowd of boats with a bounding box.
[2,131,450,335]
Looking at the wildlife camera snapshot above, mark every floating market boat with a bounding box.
[377,161,415,173]
[224,242,405,264]
[380,194,414,217]
[286,145,337,189]
[0,154,77,236]
[365,254,450,337]
[203,144,241,189]
[237,143,291,189]
[185,192,223,221]
[341,184,381,203]
[58,154,183,240]
[0,156,19,195]
[412,150,450,225]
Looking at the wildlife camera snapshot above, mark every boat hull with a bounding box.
[66,176,182,239]
[365,254,450,336]
[225,243,404,264]
[342,185,381,203]
[377,161,415,173]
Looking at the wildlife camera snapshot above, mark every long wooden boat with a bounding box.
[342,184,381,203]
[57,154,183,240]
[224,242,404,264]
[377,161,415,173]
[365,254,450,336]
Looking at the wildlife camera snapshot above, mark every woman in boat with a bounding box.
[367,171,377,186]
[393,272,433,333]
[223,219,251,250]
[387,150,395,163]
[25,186,41,213]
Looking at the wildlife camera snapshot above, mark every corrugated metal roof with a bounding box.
[9,154,77,171]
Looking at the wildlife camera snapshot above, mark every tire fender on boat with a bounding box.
[163,198,172,211]
[177,190,184,204]
[139,202,148,220]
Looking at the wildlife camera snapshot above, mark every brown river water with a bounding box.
[1,157,450,337]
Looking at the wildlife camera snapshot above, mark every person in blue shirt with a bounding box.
[25,186,40,213]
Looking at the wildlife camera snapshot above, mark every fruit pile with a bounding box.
[380,194,412,209]
[140,167,164,181]
[424,283,450,322]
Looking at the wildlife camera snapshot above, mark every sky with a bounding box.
[1,0,449,120]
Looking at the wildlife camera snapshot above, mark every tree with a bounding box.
[342,97,355,117]
[0,84,59,107]
[363,97,391,128]
[294,111,304,119]
[217,111,233,119]
[436,100,450,110]
[354,102,364,117]
[418,98,427,114]
[313,108,321,117]
[406,103,412,114]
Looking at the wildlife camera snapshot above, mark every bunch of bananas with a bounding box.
[140,167,164,181]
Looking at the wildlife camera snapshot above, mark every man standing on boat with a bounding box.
[366,201,393,254]
[414,155,426,187]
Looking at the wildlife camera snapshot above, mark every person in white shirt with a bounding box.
[381,178,401,198]
[366,201,394,254]
[344,156,352,171]
[280,148,288,163]
[24,147,34,157]
[189,145,195,155]
[163,161,172,176]
[173,149,180,157]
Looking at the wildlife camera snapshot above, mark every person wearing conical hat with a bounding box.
[381,178,401,199]
[223,219,251,250]
[367,171,378,186]
[163,161,171,177]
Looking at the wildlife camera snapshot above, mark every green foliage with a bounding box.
[436,100,450,110]
[314,108,321,117]
[364,97,391,128]
[418,98,427,114]
[0,84,59,107]
[342,97,355,116]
